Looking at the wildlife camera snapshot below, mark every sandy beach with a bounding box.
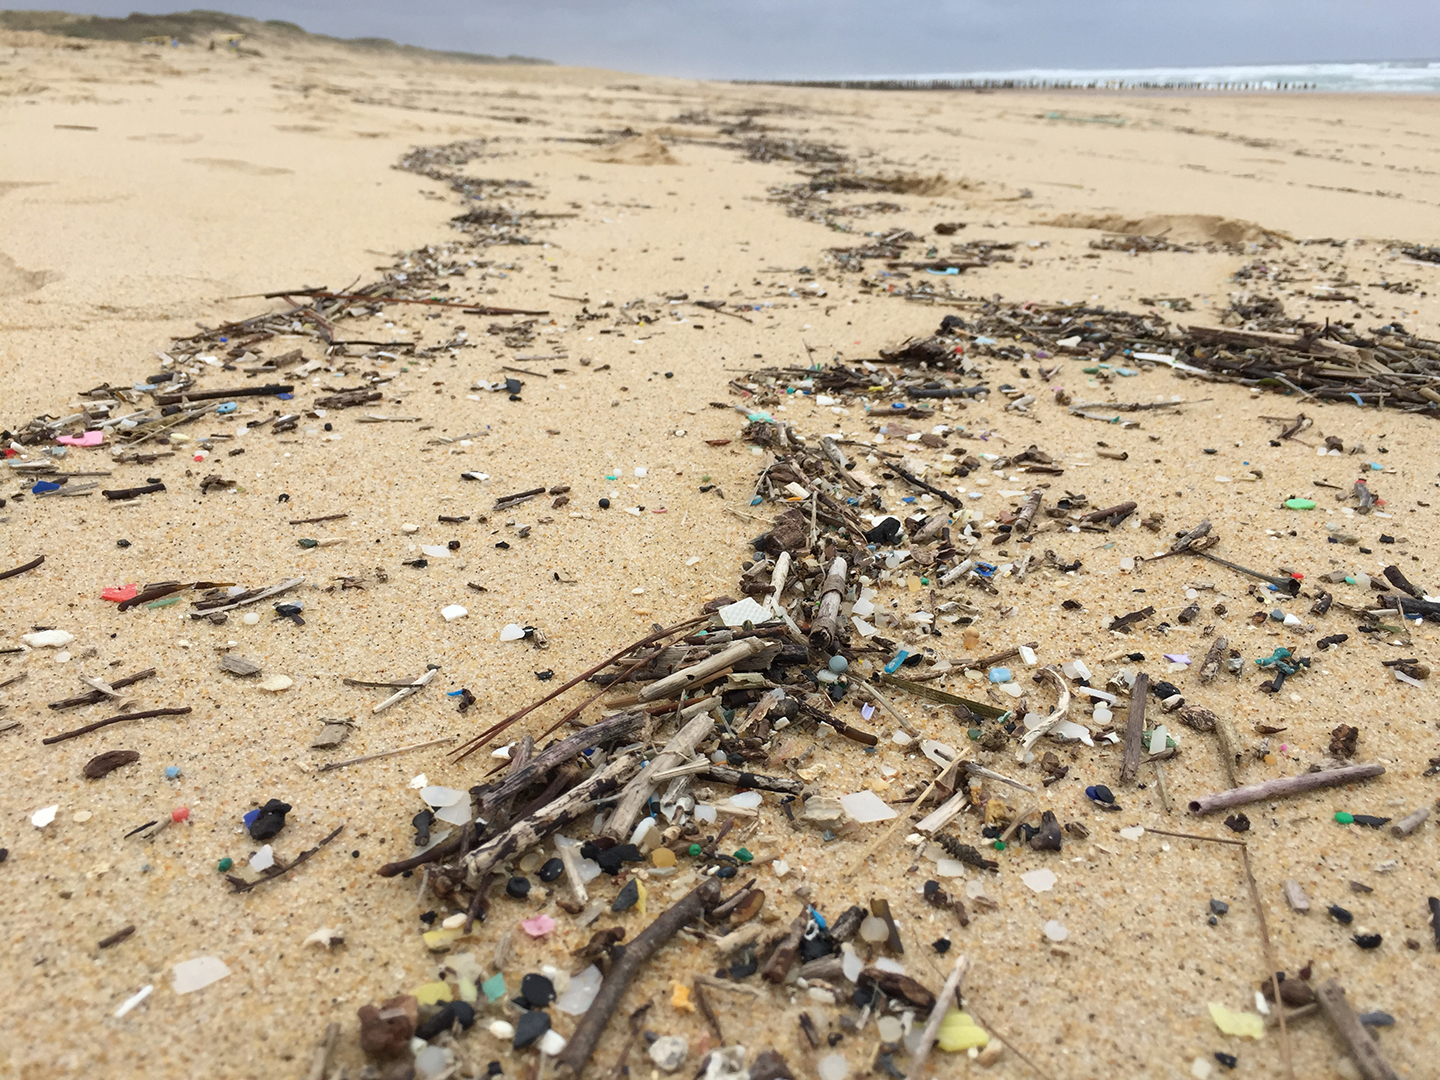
[2,22,1438,1080]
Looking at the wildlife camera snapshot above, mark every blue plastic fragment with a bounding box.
[1348,393,1365,406]
[973,561,998,578]
[277,393,294,400]
[883,650,910,675]
[165,766,180,779]
[750,496,763,506]
[215,402,238,415]
[242,808,260,828]
[31,480,61,494]
[446,689,466,697]
[988,667,1012,684]
[808,905,828,929]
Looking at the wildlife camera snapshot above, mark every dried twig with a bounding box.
[555,878,721,1076]
[1189,763,1384,815]
[227,825,343,892]
[43,707,191,745]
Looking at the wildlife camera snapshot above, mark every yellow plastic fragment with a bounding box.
[636,878,648,917]
[422,927,462,952]
[936,1009,989,1052]
[671,982,694,1013]
[457,977,479,1005]
[414,981,453,1007]
[1208,1003,1265,1040]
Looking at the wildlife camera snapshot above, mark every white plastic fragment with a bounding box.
[414,1045,452,1080]
[171,956,232,994]
[114,984,154,1018]
[537,1029,568,1055]
[649,1034,689,1072]
[420,786,467,807]
[1043,920,1069,942]
[420,545,452,558]
[259,674,293,692]
[1018,645,1037,666]
[304,926,344,947]
[1021,868,1057,893]
[1119,825,1145,841]
[557,964,603,1015]
[441,604,468,621]
[436,801,472,826]
[500,623,526,641]
[818,1052,850,1080]
[839,790,896,823]
[31,804,58,828]
[729,791,763,810]
[716,597,772,627]
[22,629,73,648]
[410,773,429,789]
[487,1020,515,1041]
[250,845,275,871]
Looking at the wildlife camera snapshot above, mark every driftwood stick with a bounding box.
[1215,711,1245,788]
[1390,806,1429,837]
[1019,666,1071,755]
[186,575,304,618]
[638,639,763,703]
[227,825,343,893]
[478,710,643,814]
[452,614,709,761]
[1315,979,1398,1080]
[555,878,721,1077]
[48,667,157,710]
[462,753,638,885]
[376,833,464,878]
[43,706,191,745]
[559,841,590,905]
[605,715,714,839]
[316,735,455,773]
[1428,897,1440,950]
[808,556,848,651]
[767,551,791,614]
[760,909,808,984]
[907,954,967,1080]
[698,766,803,795]
[0,555,44,581]
[306,1021,340,1080]
[372,667,437,714]
[1189,763,1384,815]
[1013,489,1043,535]
[1241,844,1295,1080]
[1119,671,1149,784]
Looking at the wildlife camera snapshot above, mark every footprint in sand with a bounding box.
[0,250,60,297]
[185,157,293,176]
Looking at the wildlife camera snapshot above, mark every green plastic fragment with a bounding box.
[217,857,233,872]
[920,577,930,586]
[734,848,753,863]
[992,840,1006,851]
[480,973,506,1003]
[1284,498,1316,510]
[146,596,181,609]
[967,727,982,741]
[688,843,702,857]
[297,537,318,548]
[1335,811,1355,825]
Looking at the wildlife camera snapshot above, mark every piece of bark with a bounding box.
[220,654,261,677]
[1314,979,1399,1080]
[83,749,140,779]
[1199,637,1228,684]
[1119,672,1149,784]
[760,909,808,984]
[460,753,638,886]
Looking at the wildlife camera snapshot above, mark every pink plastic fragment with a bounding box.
[520,914,556,938]
[57,430,104,447]
[102,584,140,603]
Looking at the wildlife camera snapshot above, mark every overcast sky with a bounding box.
[22,1,1440,78]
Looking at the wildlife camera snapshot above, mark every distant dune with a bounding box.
[0,7,550,63]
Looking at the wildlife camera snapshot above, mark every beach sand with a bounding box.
[2,26,1438,1080]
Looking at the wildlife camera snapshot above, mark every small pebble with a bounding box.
[648,1035,689,1073]
[512,1010,550,1049]
[1358,1011,1394,1028]
[1209,899,1229,917]
[519,973,555,1008]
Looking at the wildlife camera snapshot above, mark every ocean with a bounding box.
[781,60,1440,93]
